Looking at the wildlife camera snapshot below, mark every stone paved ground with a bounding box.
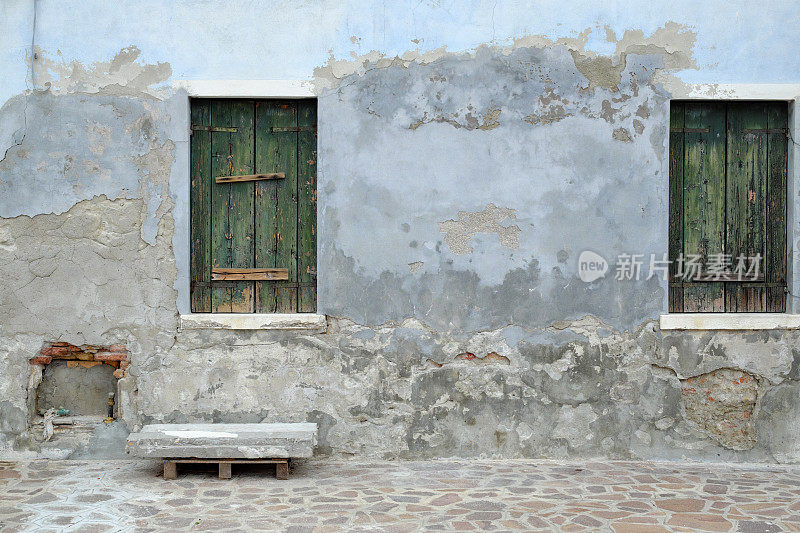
[2,459,800,532]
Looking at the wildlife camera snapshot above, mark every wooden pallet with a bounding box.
[162,458,289,480]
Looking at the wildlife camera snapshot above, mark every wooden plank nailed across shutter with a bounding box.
[192,125,238,133]
[212,268,289,281]
[682,103,726,312]
[271,126,317,133]
[670,127,709,133]
[689,273,764,283]
[215,173,285,183]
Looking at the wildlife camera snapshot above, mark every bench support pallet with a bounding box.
[163,458,289,480]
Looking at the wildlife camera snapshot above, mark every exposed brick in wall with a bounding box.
[681,369,758,450]
[425,351,512,368]
[30,342,129,380]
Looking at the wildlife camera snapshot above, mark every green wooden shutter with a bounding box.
[725,102,767,312]
[297,101,318,313]
[190,99,317,313]
[765,103,788,312]
[682,102,726,311]
[273,103,299,313]
[254,101,296,312]
[669,101,787,312]
[190,100,212,312]
[668,102,684,312]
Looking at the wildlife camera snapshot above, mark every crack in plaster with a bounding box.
[0,96,29,165]
[409,106,502,131]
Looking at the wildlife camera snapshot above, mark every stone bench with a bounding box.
[126,423,317,479]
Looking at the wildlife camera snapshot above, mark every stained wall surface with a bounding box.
[2,0,800,462]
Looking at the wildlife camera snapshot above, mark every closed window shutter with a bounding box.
[190,99,317,313]
[669,101,787,312]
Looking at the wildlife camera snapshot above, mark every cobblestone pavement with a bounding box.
[2,459,800,532]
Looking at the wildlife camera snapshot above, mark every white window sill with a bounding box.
[660,313,800,331]
[179,313,327,332]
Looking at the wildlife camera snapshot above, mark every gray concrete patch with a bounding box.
[36,361,116,416]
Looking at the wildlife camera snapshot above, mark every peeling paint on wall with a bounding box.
[613,127,633,142]
[2,8,800,465]
[438,204,521,255]
[318,28,673,327]
[0,48,180,232]
[568,22,697,91]
[29,46,171,98]
[410,105,502,131]
[314,21,697,94]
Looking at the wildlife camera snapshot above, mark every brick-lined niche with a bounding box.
[31,342,129,379]
[29,343,130,435]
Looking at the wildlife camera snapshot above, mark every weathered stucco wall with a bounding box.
[2,0,800,462]
[317,36,674,331]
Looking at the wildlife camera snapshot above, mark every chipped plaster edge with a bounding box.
[179,313,327,332]
[172,80,316,98]
[670,83,800,100]
[313,22,698,92]
[660,313,800,331]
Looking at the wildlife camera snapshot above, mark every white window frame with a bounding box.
[171,80,325,330]
[660,84,800,329]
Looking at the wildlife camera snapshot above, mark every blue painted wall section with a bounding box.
[1,0,800,461]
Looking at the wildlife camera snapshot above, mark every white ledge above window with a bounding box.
[660,313,800,331]
[180,313,327,332]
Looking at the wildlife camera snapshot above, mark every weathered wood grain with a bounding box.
[683,102,725,312]
[274,103,299,313]
[297,100,317,313]
[726,103,767,311]
[228,100,256,312]
[271,126,316,133]
[190,100,212,312]
[668,102,685,312]
[669,101,788,313]
[212,268,289,281]
[766,102,788,312]
[210,100,233,312]
[191,125,238,133]
[255,102,297,312]
[191,98,317,314]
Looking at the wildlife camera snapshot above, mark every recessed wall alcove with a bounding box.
[28,343,130,438]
